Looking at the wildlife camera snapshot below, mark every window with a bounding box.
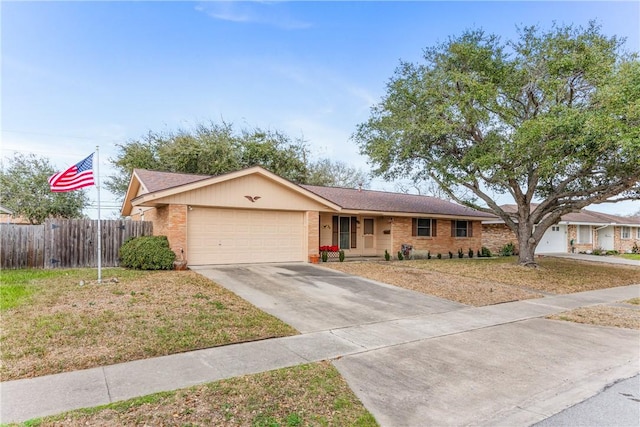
[412,218,437,237]
[452,220,472,238]
[577,225,591,244]
[621,226,631,239]
[637,227,640,239]
[363,218,374,235]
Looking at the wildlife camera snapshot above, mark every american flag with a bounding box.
[48,153,95,192]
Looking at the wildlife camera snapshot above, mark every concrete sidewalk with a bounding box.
[546,253,640,266]
[2,284,639,425]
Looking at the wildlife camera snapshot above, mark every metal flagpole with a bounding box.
[96,146,102,283]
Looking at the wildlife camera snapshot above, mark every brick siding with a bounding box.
[481,224,519,254]
[307,211,319,258]
[393,217,482,256]
[137,205,188,261]
[616,226,640,253]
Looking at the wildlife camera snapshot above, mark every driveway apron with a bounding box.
[195,263,640,427]
[192,263,466,333]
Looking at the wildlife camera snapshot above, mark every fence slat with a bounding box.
[1,220,152,269]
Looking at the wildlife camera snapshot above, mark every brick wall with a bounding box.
[616,226,640,253]
[481,224,519,254]
[392,217,482,257]
[567,225,593,253]
[307,211,319,258]
[136,205,187,261]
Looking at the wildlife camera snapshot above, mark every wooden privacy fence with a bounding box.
[1,219,153,269]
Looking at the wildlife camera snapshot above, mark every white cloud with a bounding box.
[195,1,312,30]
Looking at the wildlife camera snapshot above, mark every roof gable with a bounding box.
[121,167,341,215]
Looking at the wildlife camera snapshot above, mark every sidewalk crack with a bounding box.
[102,367,113,402]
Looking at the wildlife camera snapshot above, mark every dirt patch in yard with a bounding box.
[324,262,542,306]
[548,304,640,330]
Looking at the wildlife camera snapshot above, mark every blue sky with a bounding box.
[2,1,639,218]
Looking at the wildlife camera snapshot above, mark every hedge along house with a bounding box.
[482,205,640,255]
[121,167,494,265]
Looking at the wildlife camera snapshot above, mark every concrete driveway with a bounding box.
[193,263,465,333]
[195,263,640,427]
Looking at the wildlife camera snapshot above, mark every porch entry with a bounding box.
[331,216,376,254]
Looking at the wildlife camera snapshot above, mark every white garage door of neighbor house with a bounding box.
[187,208,305,265]
[535,225,567,254]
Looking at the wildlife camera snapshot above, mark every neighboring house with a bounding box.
[0,205,30,224]
[482,205,640,254]
[121,166,494,265]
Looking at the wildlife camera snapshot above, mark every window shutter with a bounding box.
[432,219,437,237]
[412,218,417,236]
[332,216,338,246]
[468,221,473,237]
[451,220,456,237]
[351,217,357,248]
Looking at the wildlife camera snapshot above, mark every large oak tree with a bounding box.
[354,22,640,266]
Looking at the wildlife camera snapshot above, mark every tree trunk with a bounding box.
[517,223,538,267]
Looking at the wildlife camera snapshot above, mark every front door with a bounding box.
[597,226,615,250]
[339,217,351,249]
[363,217,376,255]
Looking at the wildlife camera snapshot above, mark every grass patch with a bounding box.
[326,261,541,306]
[405,257,640,294]
[1,269,297,381]
[619,253,640,261]
[627,298,640,305]
[12,362,378,427]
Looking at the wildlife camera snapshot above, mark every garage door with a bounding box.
[535,225,567,254]
[187,208,305,265]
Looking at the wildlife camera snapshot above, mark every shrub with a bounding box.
[477,249,481,258]
[481,246,492,257]
[119,236,176,270]
[397,251,404,261]
[448,251,453,259]
[500,242,516,257]
[384,249,391,261]
[437,253,442,259]
[338,250,345,262]
[592,247,603,256]
[457,248,464,258]
[427,250,431,260]
[633,242,639,254]
[321,251,328,262]
[468,248,474,258]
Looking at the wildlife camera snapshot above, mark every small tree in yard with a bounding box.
[0,153,89,224]
[355,22,639,266]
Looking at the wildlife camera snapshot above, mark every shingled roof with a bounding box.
[128,168,493,218]
[133,169,211,193]
[498,204,639,225]
[301,185,493,217]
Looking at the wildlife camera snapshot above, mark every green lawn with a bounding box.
[618,253,640,261]
[1,268,298,381]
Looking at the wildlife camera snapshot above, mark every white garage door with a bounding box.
[535,225,567,254]
[188,208,305,265]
